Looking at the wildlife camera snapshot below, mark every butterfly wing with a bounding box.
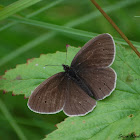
[63,78,96,116]
[78,67,117,100]
[70,33,116,100]
[28,72,67,114]
[71,33,115,69]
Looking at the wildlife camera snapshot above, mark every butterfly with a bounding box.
[28,33,117,116]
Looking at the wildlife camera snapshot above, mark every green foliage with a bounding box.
[0,0,140,140]
[0,0,42,20]
[0,44,140,140]
[45,46,140,140]
[0,47,80,97]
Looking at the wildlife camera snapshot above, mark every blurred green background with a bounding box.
[0,0,140,139]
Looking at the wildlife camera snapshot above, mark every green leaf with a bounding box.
[43,46,139,140]
[0,43,140,140]
[0,47,80,97]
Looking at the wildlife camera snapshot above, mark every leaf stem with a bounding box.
[90,0,140,58]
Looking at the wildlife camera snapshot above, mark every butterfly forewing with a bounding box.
[71,34,115,70]
[78,67,116,100]
[28,72,67,114]
[63,78,97,116]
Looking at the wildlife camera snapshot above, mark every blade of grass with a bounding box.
[0,22,16,31]
[0,32,54,66]
[10,16,140,48]
[0,0,140,66]
[26,0,64,18]
[0,0,41,21]
[0,21,139,67]
[1,0,138,31]
[0,115,56,130]
[11,16,97,38]
[0,0,65,31]
[0,98,27,140]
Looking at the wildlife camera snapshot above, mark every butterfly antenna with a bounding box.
[45,65,61,67]
[65,44,70,65]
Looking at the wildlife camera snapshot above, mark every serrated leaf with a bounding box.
[43,46,140,140]
[0,43,140,140]
[0,47,80,97]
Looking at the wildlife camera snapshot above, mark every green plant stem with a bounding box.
[90,0,140,58]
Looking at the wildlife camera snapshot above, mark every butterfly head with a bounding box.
[62,64,70,72]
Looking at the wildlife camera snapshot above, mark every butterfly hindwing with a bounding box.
[78,67,116,100]
[28,72,67,114]
[63,77,97,116]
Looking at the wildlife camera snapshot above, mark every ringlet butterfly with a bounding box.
[28,33,117,116]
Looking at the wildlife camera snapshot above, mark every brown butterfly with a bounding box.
[28,33,117,116]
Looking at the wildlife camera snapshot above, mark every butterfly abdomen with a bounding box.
[65,67,94,97]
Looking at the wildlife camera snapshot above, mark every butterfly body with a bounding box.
[28,33,117,116]
[63,64,93,97]
[62,64,77,79]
